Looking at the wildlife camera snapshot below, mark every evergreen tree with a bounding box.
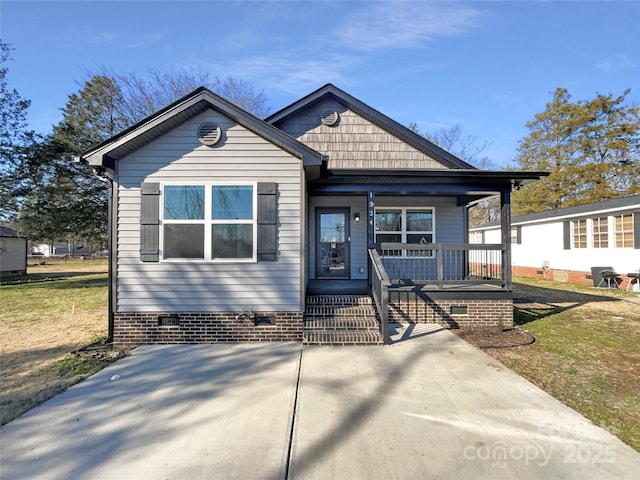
[0,41,37,224]
[513,88,639,215]
[18,76,124,246]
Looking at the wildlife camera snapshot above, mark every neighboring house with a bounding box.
[0,226,27,276]
[81,84,544,347]
[32,243,90,257]
[470,195,640,289]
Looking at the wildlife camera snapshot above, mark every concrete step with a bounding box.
[303,329,384,346]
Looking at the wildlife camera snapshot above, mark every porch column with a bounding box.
[500,191,512,290]
[367,191,376,248]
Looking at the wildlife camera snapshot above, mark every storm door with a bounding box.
[316,208,350,279]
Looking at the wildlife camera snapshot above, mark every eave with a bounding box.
[308,169,548,205]
[81,87,325,170]
[266,84,475,170]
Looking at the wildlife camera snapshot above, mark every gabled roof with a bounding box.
[471,194,640,230]
[82,87,325,170]
[266,83,475,170]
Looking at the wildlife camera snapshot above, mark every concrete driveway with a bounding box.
[1,326,638,479]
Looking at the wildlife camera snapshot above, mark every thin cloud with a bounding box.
[337,1,485,51]
[214,53,360,93]
[83,30,164,49]
[596,53,635,73]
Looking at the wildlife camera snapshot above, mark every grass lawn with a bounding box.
[488,277,640,451]
[0,258,113,425]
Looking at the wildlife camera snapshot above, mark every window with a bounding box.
[614,214,633,248]
[510,227,522,245]
[572,220,587,249]
[161,184,256,261]
[592,217,608,248]
[375,208,434,255]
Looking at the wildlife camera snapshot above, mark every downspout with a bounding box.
[92,166,115,344]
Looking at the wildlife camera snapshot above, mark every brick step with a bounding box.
[306,295,372,306]
[303,315,378,330]
[304,305,376,317]
[303,329,383,346]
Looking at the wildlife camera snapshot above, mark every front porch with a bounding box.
[367,242,513,343]
[304,242,513,345]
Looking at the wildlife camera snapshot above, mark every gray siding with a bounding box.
[278,100,449,170]
[116,110,303,312]
[307,196,464,280]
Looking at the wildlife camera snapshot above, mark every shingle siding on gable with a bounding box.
[116,109,303,313]
[277,100,448,170]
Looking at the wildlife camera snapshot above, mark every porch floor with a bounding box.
[390,281,507,292]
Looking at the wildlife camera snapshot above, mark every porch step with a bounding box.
[304,330,383,346]
[303,295,383,346]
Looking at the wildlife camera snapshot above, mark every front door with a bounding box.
[317,208,350,279]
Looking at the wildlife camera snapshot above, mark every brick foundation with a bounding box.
[387,297,513,329]
[113,312,303,348]
[513,265,636,289]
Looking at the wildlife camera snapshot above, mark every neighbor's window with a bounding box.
[375,208,434,256]
[614,214,633,248]
[161,184,256,261]
[572,220,587,249]
[592,217,608,248]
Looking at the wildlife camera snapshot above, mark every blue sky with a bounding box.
[2,0,639,167]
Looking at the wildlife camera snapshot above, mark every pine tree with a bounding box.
[513,88,639,215]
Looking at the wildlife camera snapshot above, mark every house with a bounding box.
[31,242,90,257]
[470,195,640,289]
[0,226,27,276]
[81,84,545,347]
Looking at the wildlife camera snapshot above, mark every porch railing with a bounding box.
[379,243,506,289]
[368,248,391,345]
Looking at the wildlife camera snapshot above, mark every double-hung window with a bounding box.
[375,208,434,256]
[592,217,608,248]
[614,214,633,248]
[161,184,256,261]
[572,220,587,249]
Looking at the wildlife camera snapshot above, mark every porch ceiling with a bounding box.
[308,169,547,201]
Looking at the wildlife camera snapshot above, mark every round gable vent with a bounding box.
[320,109,339,127]
[197,122,222,146]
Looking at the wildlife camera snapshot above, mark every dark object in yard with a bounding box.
[590,266,617,288]
[598,270,621,289]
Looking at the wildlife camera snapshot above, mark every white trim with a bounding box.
[159,182,257,262]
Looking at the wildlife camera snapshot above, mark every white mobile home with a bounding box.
[471,196,640,288]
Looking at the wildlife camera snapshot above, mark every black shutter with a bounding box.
[634,212,640,249]
[514,226,522,244]
[257,182,277,262]
[563,221,571,250]
[140,182,160,262]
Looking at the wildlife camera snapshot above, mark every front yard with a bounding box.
[485,277,640,451]
[0,259,113,425]
[1,263,638,452]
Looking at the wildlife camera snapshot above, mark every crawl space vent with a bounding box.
[320,109,339,127]
[197,122,222,146]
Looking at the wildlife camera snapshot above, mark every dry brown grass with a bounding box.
[0,259,109,424]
